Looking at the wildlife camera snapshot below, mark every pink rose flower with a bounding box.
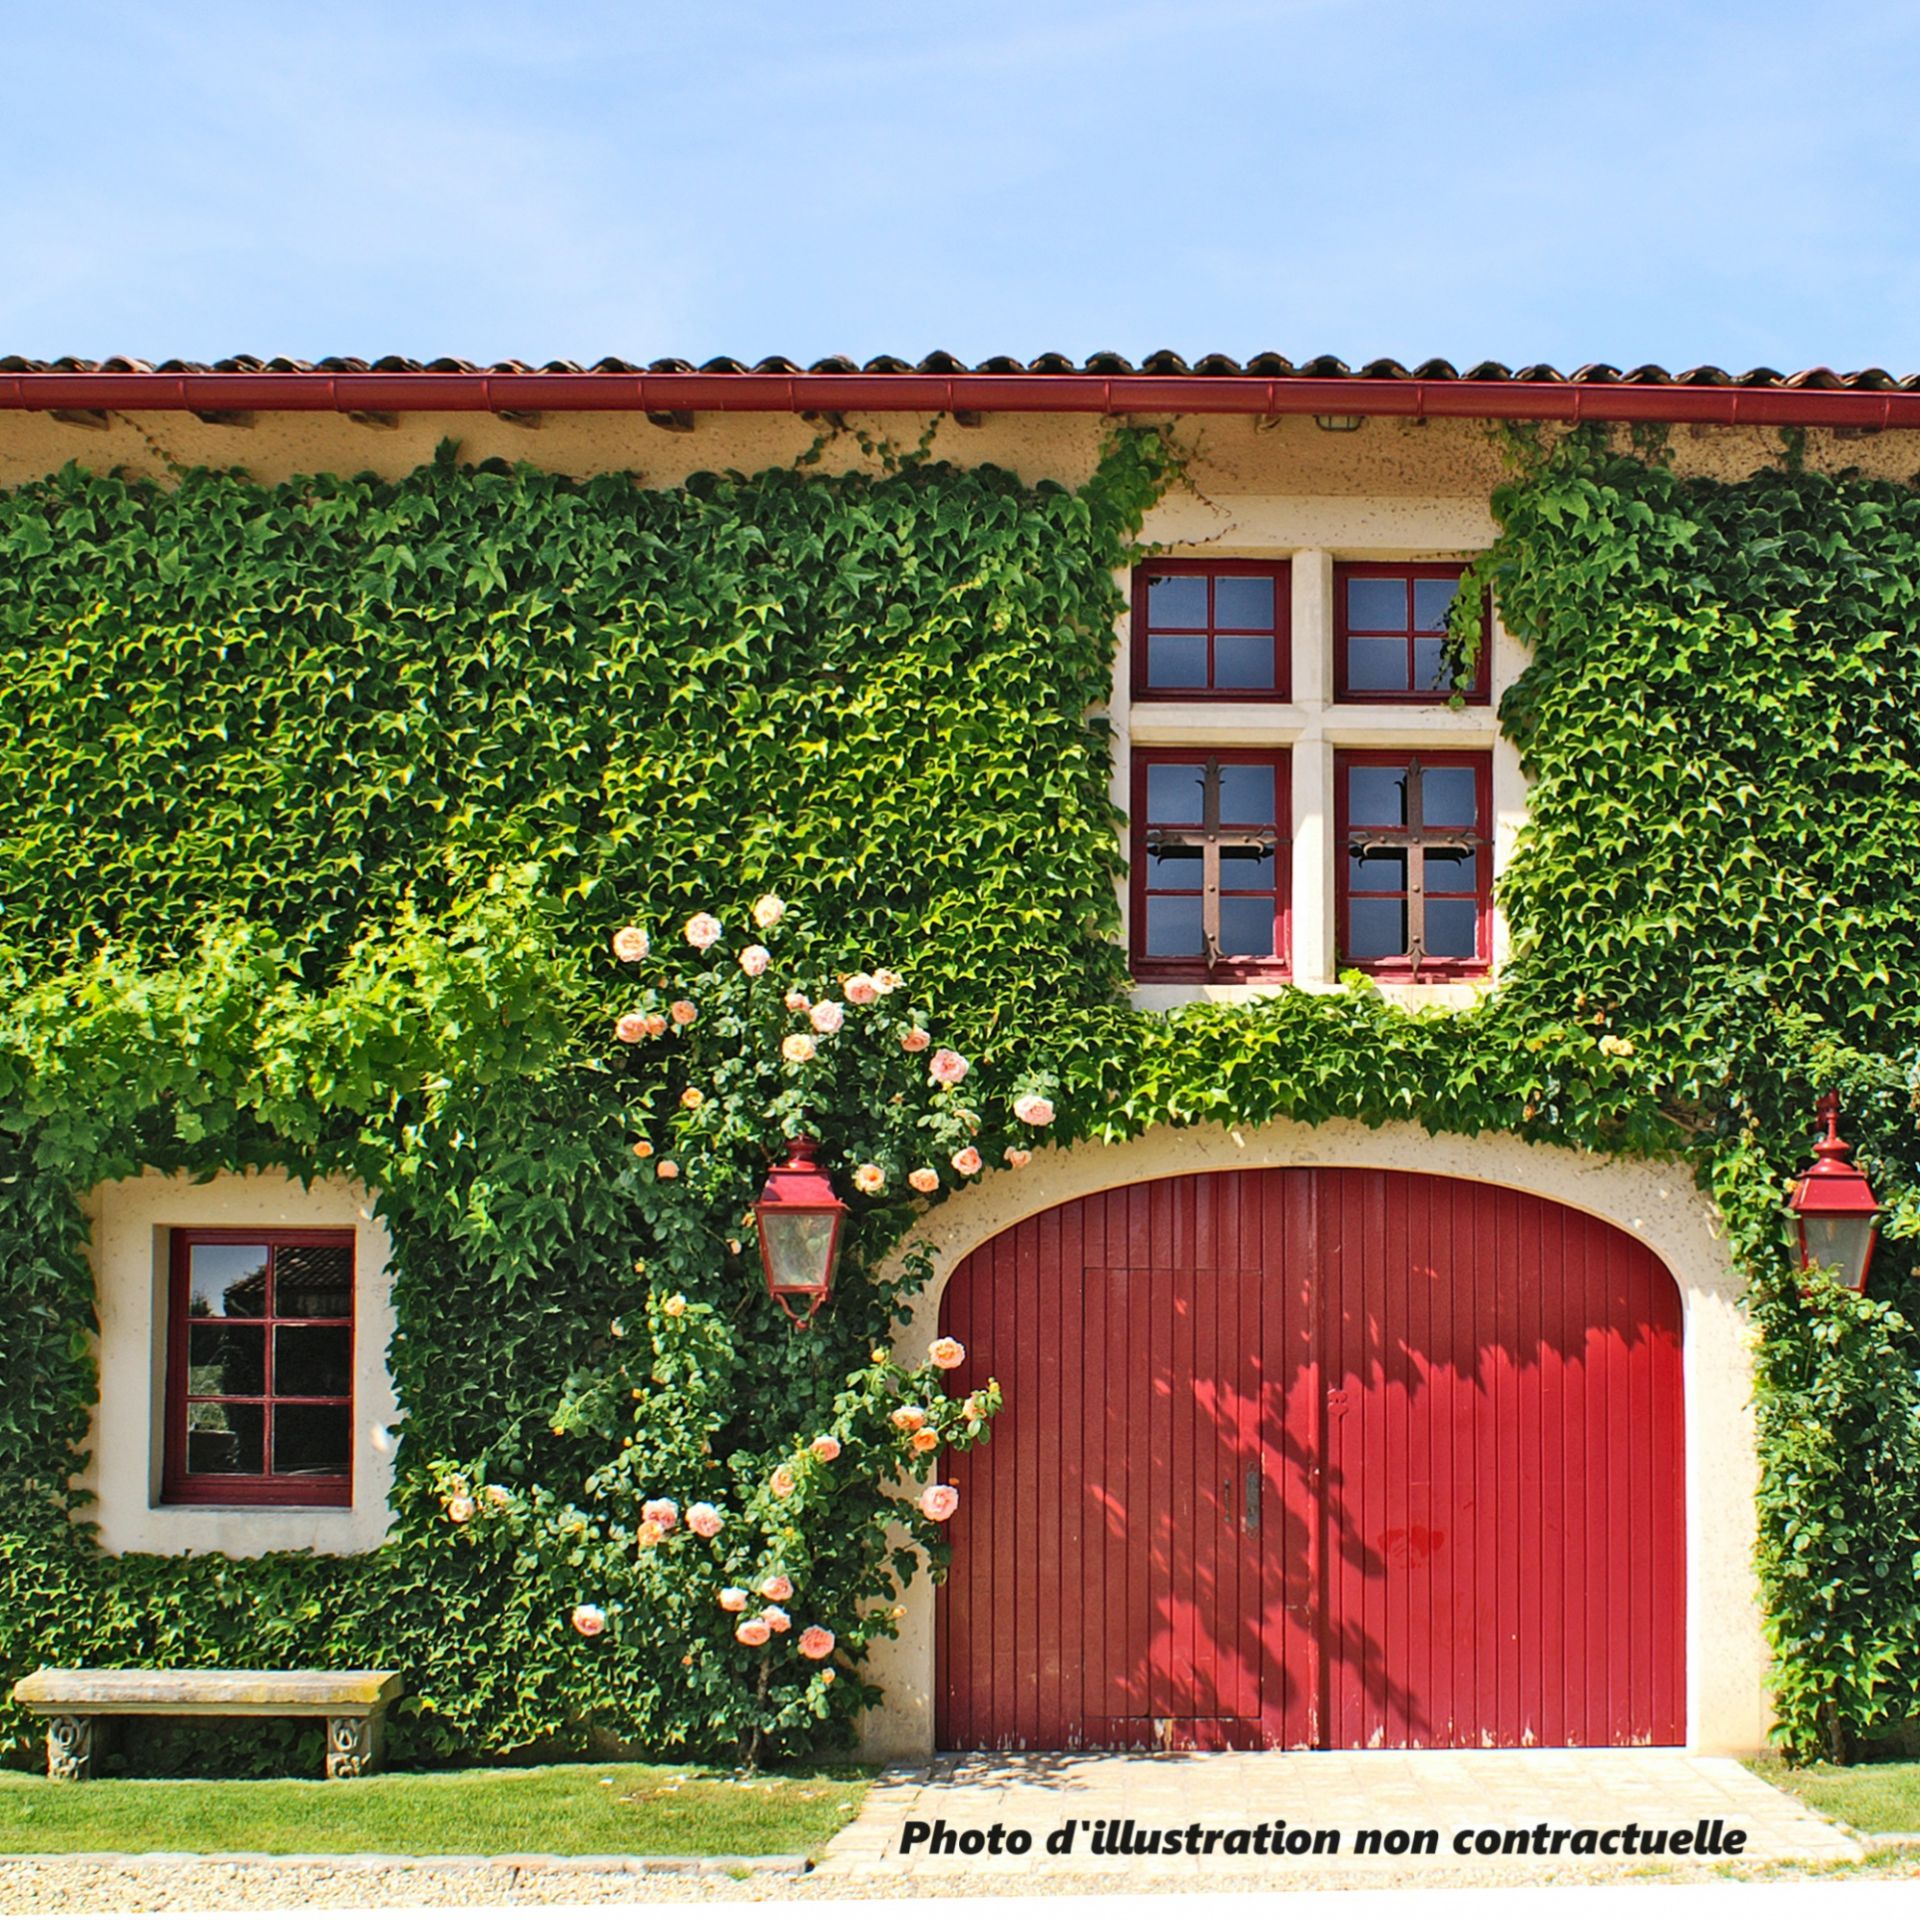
[687,1502,723,1538]
[641,1498,679,1532]
[571,1603,607,1637]
[928,1336,966,1370]
[611,926,650,964]
[950,1146,983,1177]
[636,1518,666,1549]
[900,1027,931,1054]
[844,973,879,1006]
[929,1048,969,1087]
[718,1586,749,1612]
[445,1495,476,1524]
[670,999,698,1026]
[853,1163,885,1195]
[657,1160,680,1180]
[784,989,811,1012]
[798,1625,836,1661]
[770,1465,797,1497]
[684,912,722,951]
[762,1605,791,1633]
[759,1573,794,1602]
[616,1012,648,1045]
[920,1484,960,1523]
[644,1012,669,1038]
[908,1167,940,1194]
[891,1405,928,1433]
[873,969,904,995]
[810,1000,845,1034]
[809,1434,842,1462]
[753,895,786,929]
[1004,1147,1032,1169]
[740,944,771,977]
[735,1615,772,1647]
[1013,1094,1056,1128]
[782,1033,817,1064]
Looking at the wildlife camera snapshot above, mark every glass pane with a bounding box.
[1147,632,1208,688]
[1219,845,1276,888]
[1216,763,1275,823]
[1147,573,1207,626]
[275,1243,352,1318]
[1213,574,1274,629]
[276,1325,352,1398]
[187,1400,264,1475]
[1348,845,1407,889]
[273,1403,351,1478]
[188,1323,264,1398]
[1426,845,1479,889]
[1347,764,1408,827]
[1422,766,1478,827]
[1218,896,1277,957]
[1346,576,1407,631]
[1425,898,1480,959]
[188,1244,269,1319]
[1344,634,1408,692]
[1413,635,1448,691]
[1145,895,1204,957]
[1145,843,1202,886]
[1146,762,1206,824]
[1414,577,1460,631]
[1803,1215,1875,1289]
[1212,633,1275,690]
[1347,897,1407,960]
[762,1212,838,1294]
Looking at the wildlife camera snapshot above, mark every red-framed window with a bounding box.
[1130,749,1291,982]
[163,1229,355,1507]
[1336,751,1491,980]
[1131,560,1291,701]
[1335,563,1488,704]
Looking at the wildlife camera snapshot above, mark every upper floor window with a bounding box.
[1131,749,1290,981]
[163,1229,354,1507]
[1132,561,1291,701]
[1335,563,1487,704]
[1336,751,1491,980]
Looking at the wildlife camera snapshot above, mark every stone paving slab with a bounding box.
[817,1751,1861,1876]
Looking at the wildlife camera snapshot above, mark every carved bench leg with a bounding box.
[47,1714,97,1782]
[325,1712,381,1780]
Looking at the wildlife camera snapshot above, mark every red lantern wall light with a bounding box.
[1788,1091,1880,1294]
[754,1138,847,1325]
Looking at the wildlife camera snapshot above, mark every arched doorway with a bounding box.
[935,1167,1685,1751]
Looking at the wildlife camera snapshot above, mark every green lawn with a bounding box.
[1751,1757,1920,1836]
[0,1761,869,1858]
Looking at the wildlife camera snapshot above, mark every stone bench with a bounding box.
[11,1668,403,1781]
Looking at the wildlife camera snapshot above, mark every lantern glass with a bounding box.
[1798,1213,1877,1294]
[759,1208,842,1300]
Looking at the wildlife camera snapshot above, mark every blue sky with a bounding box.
[9,0,1920,373]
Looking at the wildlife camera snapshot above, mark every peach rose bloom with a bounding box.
[908,1167,940,1194]
[770,1465,797,1497]
[631,1140,654,1159]
[643,1011,668,1038]
[752,895,786,929]
[784,989,811,1012]
[891,1405,928,1433]
[809,1435,842,1462]
[928,1336,966,1370]
[873,969,903,994]
[809,1000,844,1034]
[663,1294,687,1316]
[611,926,650,963]
[853,1163,885,1195]
[571,1603,607,1636]
[762,1605,791,1633]
[950,1146,983,1177]
[483,1484,512,1510]
[681,1087,704,1110]
[735,1616,772,1647]
[740,944,771,977]
[445,1495,476,1523]
[844,973,879,1006]
[616,1012,649,1044]
[759,1573,794,1602]
[718,1587,749,1612]
[900,1026,931,1053]
[636,1519,665,1549]
[929,1048,969,1086]
[684,912,722,950]
[670,999,698,1025]
[642,1498,679,1531]
[657,1160,680,1180]
[1004,1147,1031,1169]
[687,1502,723,1538]
[920,1484,960,1522]
[799,1625,836,1660]
[1014,1094,1056,1127]
[782,1033,817,1064]
[910,1429,940,1454]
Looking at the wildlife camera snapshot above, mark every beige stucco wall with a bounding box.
[854,1120,1770,1760]
[79,1169,400,1556]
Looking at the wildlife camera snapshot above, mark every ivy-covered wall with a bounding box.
[1,423,1917,1765]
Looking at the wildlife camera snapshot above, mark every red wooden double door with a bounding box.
[935,1169,1685,1751]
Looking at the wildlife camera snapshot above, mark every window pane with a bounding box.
[1347,764,1408,827]
[274,1244,352,1318]
[1213,634,1275,690]
[1213,575,1274,629]
[188,1323,265,1398]
[1346,576,1407,630]
[1425,898,1480,959]
[1145,896,1205,957]
[1348,845,1407,890]
[1146,762,1206,824]
[1414,577,1459,632]
[1422,766,1478,827]
[1218,896,1278,957]
[1216,763,1275,823]
[1219,845,1276,888]
[187,1401,264,1476]
[1426,846,1479,889]
[276,1325,353,1398]
[1347,897,1407,960]
[1145,842,1202,886]
[273,1403,351,1478]
[188,1244,269,1319]
[1147,633,1208,688]
[1412,635,1448,691]
[1147,573,1207,626]
[1345,634,1408,692]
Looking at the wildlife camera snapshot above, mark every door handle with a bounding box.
[1244,1465,1262,1535]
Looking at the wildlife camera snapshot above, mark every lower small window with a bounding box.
[163,1229,354,1507]
[1336,751,1491,979]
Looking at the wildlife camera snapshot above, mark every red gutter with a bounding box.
[0,369,1911,429]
